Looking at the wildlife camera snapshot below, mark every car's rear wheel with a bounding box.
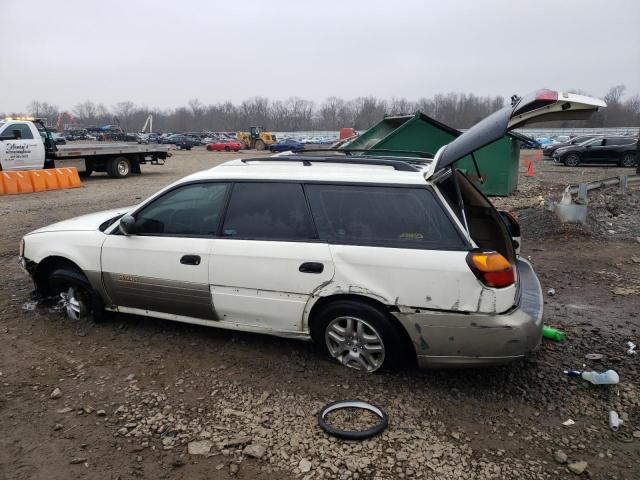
[107,156,131,178]
[312,300,405,372]
[620,153,637,167]
[564,153,580,167]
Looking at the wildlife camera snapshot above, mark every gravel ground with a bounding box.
[0,148,639,479]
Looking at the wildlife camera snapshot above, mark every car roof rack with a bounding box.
[240,155,423,172]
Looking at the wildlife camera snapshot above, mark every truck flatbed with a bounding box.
[52,143,170,158]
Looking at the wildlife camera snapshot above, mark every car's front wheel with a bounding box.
[312,300,406,372]
[564,153,580,167]
[620,153,637,167]
[48,266,106,322]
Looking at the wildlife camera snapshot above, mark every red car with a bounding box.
[206,139,242,152]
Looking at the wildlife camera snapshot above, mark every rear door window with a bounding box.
[222,182,316,240]
[305,184,465,249]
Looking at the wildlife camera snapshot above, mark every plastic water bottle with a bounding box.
[567,370,620,385]
[542,325,565,341]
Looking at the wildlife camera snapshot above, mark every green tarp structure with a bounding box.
[342,112,520,196]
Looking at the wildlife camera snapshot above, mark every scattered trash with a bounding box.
[612,286,640,296]
[626,342,637,355]
[547,288,556,296]
[562,419,575,426]
[543,325,566,341]
[608,411,624,431]
[564,369,619,385]
[22,301,38,311]
[585,353,604,361]
[318,400,388,440]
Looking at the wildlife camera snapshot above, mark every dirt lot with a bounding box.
[1,148,639,480]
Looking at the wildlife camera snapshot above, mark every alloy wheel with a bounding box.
[325,316,385,372]
[65,286,88,321]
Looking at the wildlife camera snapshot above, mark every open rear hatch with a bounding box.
[424,89,606,179]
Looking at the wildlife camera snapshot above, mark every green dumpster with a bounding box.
[342,112,519,196]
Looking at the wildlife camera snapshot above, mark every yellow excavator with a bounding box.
[236,126,277,150]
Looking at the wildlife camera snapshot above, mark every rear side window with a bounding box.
[222,182,315,240]
[306,184,465,249]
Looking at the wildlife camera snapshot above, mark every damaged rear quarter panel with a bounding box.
[314,244,483,311]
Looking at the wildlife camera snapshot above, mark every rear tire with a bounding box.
[311,300,406,372]
[107,157,131,178]
[620,153,637,167]
[564,153,580,167]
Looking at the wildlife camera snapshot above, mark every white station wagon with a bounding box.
[19,90,605,372]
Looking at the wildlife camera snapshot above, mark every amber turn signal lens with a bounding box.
[466,251,515,288]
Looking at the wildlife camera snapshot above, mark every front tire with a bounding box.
[48,266,107,322]
[564,153,580,167]
[620,153,637,167]
[254,139,266,151]
[311,300,405,372]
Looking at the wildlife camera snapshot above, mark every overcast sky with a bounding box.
[1,0,638,112]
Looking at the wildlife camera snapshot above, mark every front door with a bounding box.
[0,122,45,170]
[101,182,230,320]
[210,182,334,333]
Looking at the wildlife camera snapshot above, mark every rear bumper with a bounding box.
[393,259,544,368]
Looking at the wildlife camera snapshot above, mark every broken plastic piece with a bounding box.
[608,411,624,431]
[626,342,637,356]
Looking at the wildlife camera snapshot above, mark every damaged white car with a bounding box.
[19,90,605,372]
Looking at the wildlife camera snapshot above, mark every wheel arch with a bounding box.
[305,293,416,363]
[33,255,85,295]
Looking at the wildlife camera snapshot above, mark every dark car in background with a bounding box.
[163,134,200,150]
[269,138,305,153]
[542,134,603,157]
[553,136,638,167]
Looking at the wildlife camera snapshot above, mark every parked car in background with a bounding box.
[163,134,200,150]
[553,136,638,167]
[542,134,603,157]
[206,139,243,152]
[18,89,605,372]
[552,135,571,144]
[269,138,305,153]
[535,137,553,146]
[51,132,66,145]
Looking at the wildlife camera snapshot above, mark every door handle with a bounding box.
[180,255,201,265]
[299,262,324,274]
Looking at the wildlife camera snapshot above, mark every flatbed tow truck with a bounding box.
[0,117,170,178]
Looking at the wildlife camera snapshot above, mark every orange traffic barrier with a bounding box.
[0,168,82,195]
[2,172,19,194]
[535,150,542,161]
[13,171,34,194]
[28,170,47,192]
[65,168,82,188]
[55,168,72,189]
[43,169,60,190]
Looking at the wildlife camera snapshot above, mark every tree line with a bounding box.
[8,85,640,133]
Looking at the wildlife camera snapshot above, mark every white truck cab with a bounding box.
[0,119,47,170]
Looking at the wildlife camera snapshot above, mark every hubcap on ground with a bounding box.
[325,316,385,372]
[66,286,88,321]
[117,161,129,176]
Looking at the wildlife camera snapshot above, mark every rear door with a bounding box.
[425,89,606,178]
[210,182,334,333]
[581,137,607,162]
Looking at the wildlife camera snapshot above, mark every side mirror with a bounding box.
[119,214,137,235]
[12,129,22,139]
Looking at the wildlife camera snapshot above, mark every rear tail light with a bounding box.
[466,251,515,288]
